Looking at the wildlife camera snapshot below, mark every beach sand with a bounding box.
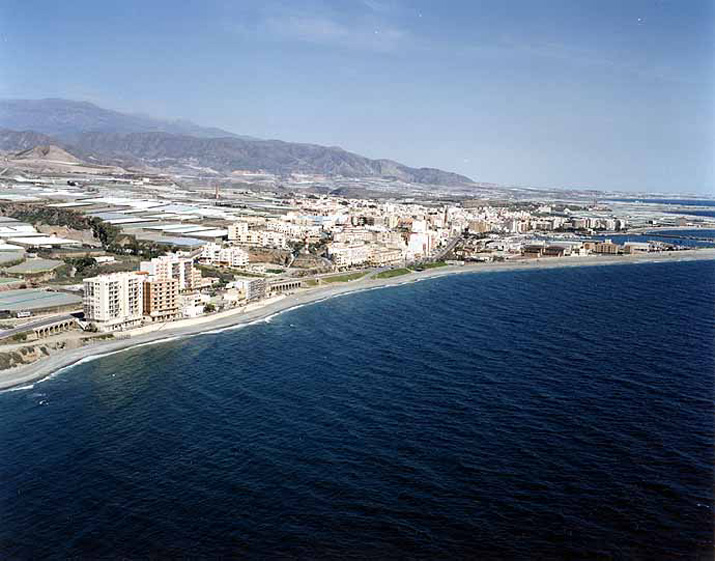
[2,249,714,392]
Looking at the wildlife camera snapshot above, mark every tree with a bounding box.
[203,303,216,314]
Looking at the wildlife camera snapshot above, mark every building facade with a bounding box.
[83,272,144,332]
[143,278,180,322]
[140,253,197,292]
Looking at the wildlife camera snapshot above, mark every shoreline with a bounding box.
[2,249,714,392]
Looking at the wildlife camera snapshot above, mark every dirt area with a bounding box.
[37,224,102,247]
[292,254,332,272]
[247,248,292,265]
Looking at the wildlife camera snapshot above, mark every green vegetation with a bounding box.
[92,333,114,341]
[0,203,172,258]
[266,268,284,274]
[323,272,368,283]
[48,256,139,284]
[0,257,25,269]
[375,268,412,280]
[411,261,448,272]
[232,270,265,278]
[66,256,97,274]
[303,279,319,287]
[204,303,216,314]
[287,240,306,254]
[11,332,28,342]
[81,333,114,343]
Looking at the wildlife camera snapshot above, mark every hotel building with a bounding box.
[83,272,144,332]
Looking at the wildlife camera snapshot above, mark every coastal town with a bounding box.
[0,156,712,384]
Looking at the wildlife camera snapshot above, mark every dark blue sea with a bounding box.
[1,261,714,559]
[590,229,715,248]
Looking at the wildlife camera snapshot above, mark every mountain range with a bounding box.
[0,99,475,186]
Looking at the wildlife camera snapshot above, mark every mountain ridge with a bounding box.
[0,98,245,139]
[0,99,476,186]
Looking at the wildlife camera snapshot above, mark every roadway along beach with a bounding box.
[1,248,714,392]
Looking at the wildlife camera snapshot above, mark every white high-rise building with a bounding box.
[83,272,144,332]
[140,253,197,291]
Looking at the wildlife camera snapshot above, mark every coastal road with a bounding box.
[0,312,80,340]
[433,235,462,261]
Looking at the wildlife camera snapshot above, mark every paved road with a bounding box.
[433,235,462,260]
[0,312,80,340]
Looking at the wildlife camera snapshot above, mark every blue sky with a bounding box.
[1,0,713,193]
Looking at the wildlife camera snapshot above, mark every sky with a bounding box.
[0,0,713,193]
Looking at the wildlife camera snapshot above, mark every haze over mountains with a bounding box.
[0,99,474,187]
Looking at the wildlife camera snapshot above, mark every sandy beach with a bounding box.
[2,248,714,392]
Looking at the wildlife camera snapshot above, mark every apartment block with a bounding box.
[233,277,267,302]
[140,253,197,292]
[143,278,180,322]
[368,246,404,267]
[328,243,370,268]
[83,272,144,332]
[200,243,249,268]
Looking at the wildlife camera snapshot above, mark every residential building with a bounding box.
[143,278,180,322]
[83,272,144,332]
[228,225,287,249]
[227,222,249,241]
[368,246,404,267]
[200,243,249,268]
[328,243,370,268]
[595,240,620,254]
[140,253,198,292]
[232,277,267,302]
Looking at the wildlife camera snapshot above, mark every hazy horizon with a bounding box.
[1,0,713,194]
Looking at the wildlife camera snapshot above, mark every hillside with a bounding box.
[0,99,243,139]
[14,145,82,164]
[68,132,474,185]
[0,99,476,186]
[0,129,56,152]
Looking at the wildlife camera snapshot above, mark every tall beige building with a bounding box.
[83,272,144,332]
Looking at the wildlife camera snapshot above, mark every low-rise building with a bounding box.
[328,243,370,268]
[200,243,249,268]
[232,277,267,302]
[594,240,620,254]
[368,246,404,267]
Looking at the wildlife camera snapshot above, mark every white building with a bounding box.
[328,243,370,268]
[229,223,288,249]
[227,222,249,240]
[140,253,197,291]
[232,277,267,302]
[406,232,432,260]
[200,243,249,268]
[83,272,144,332]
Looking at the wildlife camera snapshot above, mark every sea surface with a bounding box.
[590,229,715,248]
[608,198,715,207]
[607,198,715,218]
[1,261,714,559]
